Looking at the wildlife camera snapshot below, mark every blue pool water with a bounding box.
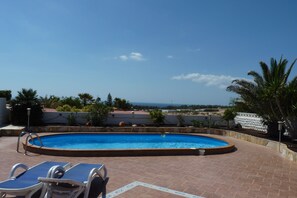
[30,133,228,150]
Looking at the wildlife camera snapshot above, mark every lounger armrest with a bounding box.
[38,177,83,187]
[9,163,29,179]
[101,164,108,179]
[87,164,108,183]
[46,165,65,178]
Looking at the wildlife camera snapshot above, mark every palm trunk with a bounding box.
[275,97,297,138]
[268,100,279,120]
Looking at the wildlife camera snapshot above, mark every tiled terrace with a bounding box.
[1,134,297,198]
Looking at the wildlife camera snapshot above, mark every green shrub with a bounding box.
[191,120,204,127]
[222,108,236,128]
[86,103,112,126]
[81,105,92,112]
[176,114,185,127]
[67,113,77,126]
[56,105,80,112]
[149,109,165,126]
[60,97,82,109]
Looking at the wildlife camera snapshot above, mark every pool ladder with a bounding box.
[17,131,43,155]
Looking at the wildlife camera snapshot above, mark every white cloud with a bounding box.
[130,52,144,61]
[116,52,145,61]
[119,55,129,61]
[167,55,173,59]
[172,73,244,89]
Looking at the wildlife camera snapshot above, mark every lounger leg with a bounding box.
[100,177,109,198]
[0,192,6,198]
[101,185,106,198]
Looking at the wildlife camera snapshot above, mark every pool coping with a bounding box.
[11,125,297,162]
[23,132,235,157]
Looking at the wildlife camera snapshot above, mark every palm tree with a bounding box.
[78,93,94,106]
[15,88,39,105]
[39,95,61,108]
[11,88,43,126]
[227,57,297,138]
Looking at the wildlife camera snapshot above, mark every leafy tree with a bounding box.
[227,57,297,138]
[95,97,101,103]
[11,88,43,126]
[56,104,80,112]
[0,90,12,101]
[39,95,61,109]
[149,109,165,126]
[86,102,112,126]
[106,93,113,107]
[60,96,82,109]
[78,93,94,106]
[113,97,132,110]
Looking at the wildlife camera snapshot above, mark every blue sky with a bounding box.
[1,0,297,105]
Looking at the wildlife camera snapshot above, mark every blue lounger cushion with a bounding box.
[39,163,108,198]
[0,161,70,197]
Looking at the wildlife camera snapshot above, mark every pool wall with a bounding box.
[23,133,235,157]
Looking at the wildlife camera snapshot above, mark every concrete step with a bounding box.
[0,125,25,136]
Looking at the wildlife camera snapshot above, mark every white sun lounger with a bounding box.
[0,161,71,198]
[39,163,108,198]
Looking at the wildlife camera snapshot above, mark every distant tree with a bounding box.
[39,95,61,108]
[60,97,82,108]
[78,93,94,106]
[15,88,39,104]
[95,97,101,103]
[0,90,12,101]
[113,97,132,110]
[106,93,113,107]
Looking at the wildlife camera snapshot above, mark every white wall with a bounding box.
[0,98,8,125]
[42,111,229,126]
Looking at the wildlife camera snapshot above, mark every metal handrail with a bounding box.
[16,131,28,153]
[17,131,43,155]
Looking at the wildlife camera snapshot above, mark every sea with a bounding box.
[131,102,184,108]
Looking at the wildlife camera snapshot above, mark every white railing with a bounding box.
[234,112,267,132]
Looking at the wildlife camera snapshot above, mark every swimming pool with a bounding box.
[25,133,235,156]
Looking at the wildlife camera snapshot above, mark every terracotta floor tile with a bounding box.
[1,135,297,197]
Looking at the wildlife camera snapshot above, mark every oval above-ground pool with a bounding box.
[24,133,235,156]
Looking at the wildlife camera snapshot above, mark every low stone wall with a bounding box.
[223,130,297,163]
[30,126,212,134]
[0,126,25,136]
